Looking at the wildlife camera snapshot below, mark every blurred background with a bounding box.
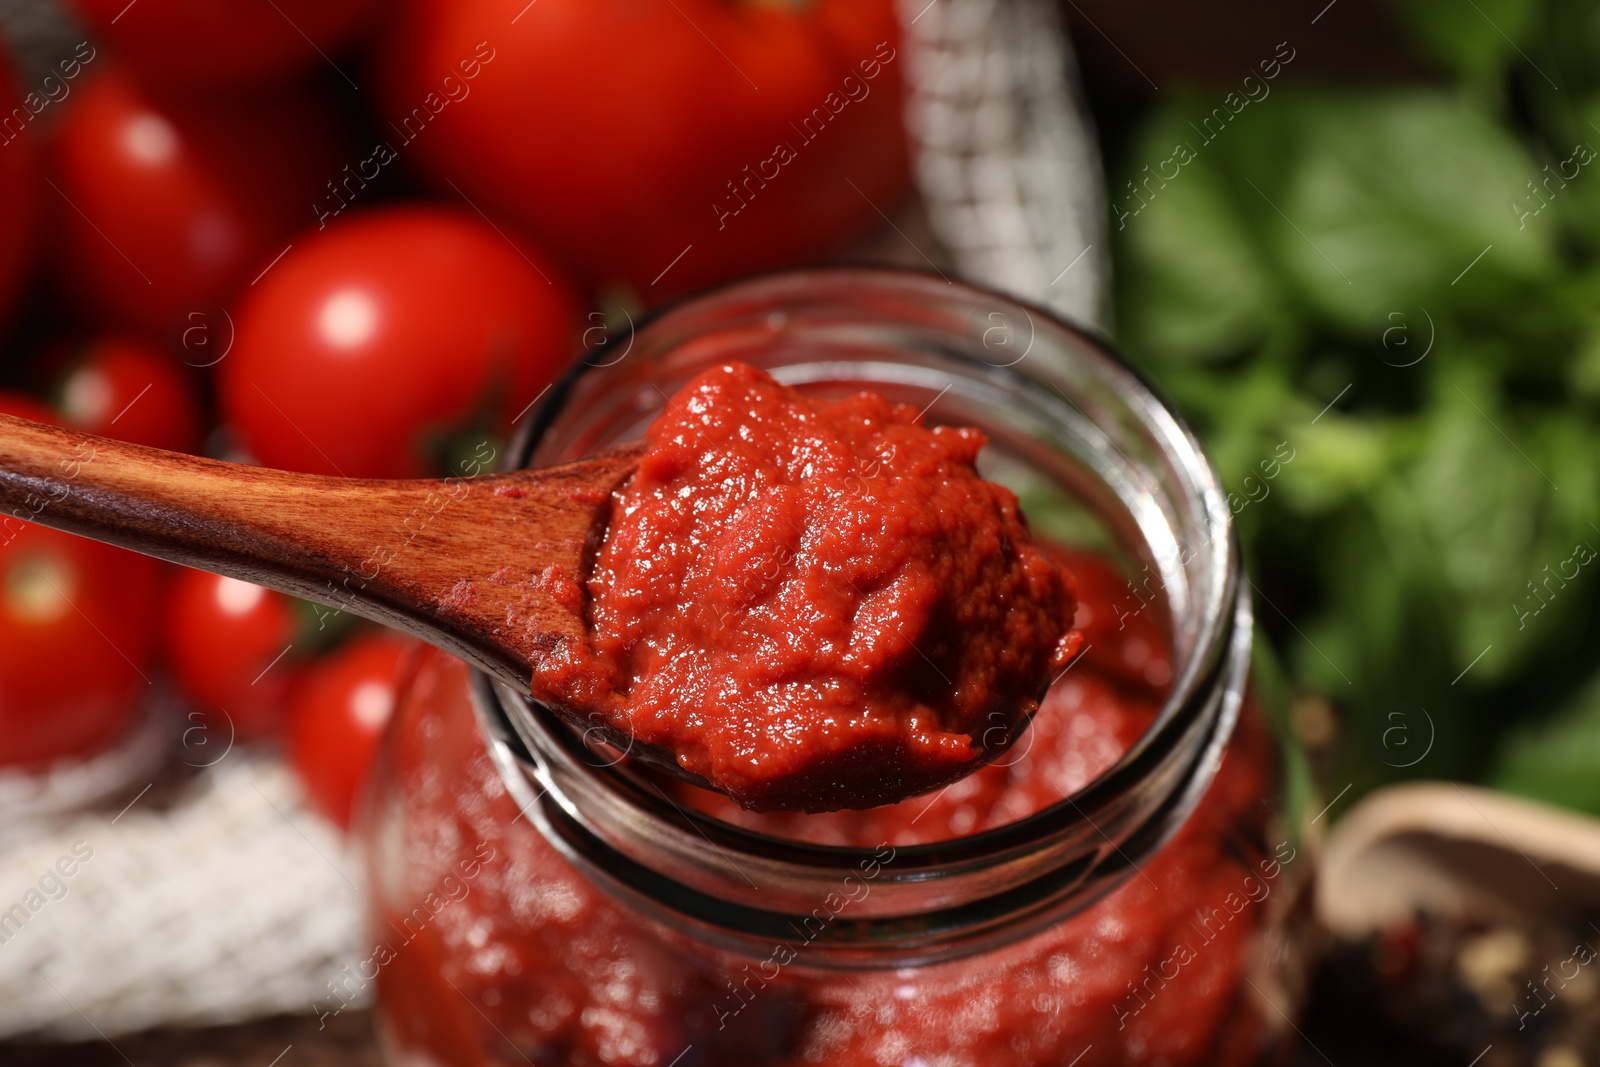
[0,0,1597,1063]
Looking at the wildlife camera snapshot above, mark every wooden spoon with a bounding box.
[1319,782,1600,936]
[0,412,644,747]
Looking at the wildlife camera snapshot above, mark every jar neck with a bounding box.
[478,269,1248,966]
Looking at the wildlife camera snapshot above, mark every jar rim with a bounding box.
[474,267,1251,962]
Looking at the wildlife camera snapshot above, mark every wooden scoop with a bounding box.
[0,412,642,740]
[1318,782,1600,936]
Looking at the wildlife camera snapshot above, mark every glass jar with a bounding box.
[362,269,1317,1067]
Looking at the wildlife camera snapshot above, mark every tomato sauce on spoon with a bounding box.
[535,362,1082,812]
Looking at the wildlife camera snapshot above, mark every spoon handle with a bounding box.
[0,414,639,688]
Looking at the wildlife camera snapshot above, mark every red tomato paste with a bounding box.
[538,362,1081,812]
[367,551,1287,1067]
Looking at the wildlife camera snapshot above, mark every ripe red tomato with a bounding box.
[50,67,341,336]
[0,526,162,767]
[288,632,411,829]
[378,0,908,297]
[58,337,203,453]
[220,206,578,478]
[0,391,59,426]
[0,47,42,327]
[70,0,380,90]
[1,390,162,767]
[163,568,306,741]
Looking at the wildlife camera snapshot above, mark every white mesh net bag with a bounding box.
[0,747,366,1038]
[897,0,1108,330]
[0,0,1107,1037]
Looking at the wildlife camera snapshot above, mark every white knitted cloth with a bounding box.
[0,0,1107,1038]
[0,750,365,1038]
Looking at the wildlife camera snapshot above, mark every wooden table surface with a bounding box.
[0,975,1451,1067]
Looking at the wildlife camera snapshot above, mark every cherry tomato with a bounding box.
[50,67,341,336]
[1,390,162,767]
[378,0,909,297]
[0,391,59,426]
[58,337,203,453]
[288,632,411,829]
[0,47,42,327]
[163,568,307,741]
[220,206,578,478]
[70,0,380,90]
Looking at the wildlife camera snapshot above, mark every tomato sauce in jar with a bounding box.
[367,561,1289,1066]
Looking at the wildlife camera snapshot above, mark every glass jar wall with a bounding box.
[361,270,1318,1067]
